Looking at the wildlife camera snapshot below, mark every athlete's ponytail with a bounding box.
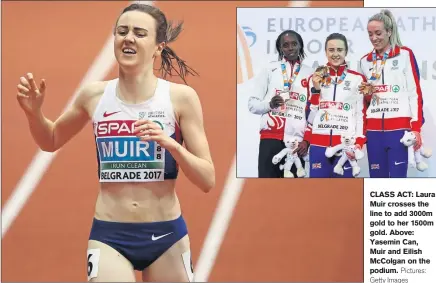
[160,21,199,84]
[369,9,403,50]
[382,9,403,48]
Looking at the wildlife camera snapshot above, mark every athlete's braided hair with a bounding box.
[115,3,198,84]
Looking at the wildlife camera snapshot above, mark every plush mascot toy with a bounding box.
[399,131,432,171]
[272,136,307,178]
[325,134,364,177]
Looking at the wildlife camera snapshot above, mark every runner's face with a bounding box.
[325,39,346,67]
[280,34,300,61]
[114,11,163,69]
[367,20,391,52]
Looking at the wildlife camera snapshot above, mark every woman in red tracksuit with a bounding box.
[304,33,367,178]
[248,30,313,178]
[358,9,424,178]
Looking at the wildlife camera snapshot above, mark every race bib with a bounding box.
[95,120,165,182]
[87,248,100,281]
[271,89,307,121]
[314,101,353,133]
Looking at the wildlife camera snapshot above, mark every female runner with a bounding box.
[16,3,214,282]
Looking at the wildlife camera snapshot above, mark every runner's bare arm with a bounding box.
[169,85,215,193]
[25,82,103,152]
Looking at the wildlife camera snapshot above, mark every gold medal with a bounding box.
[315,65,328,77]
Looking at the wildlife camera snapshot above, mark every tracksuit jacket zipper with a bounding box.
[330,77,338,146]
[381,68,385,132]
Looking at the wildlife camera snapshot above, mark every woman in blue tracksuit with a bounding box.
[358,9,425,178]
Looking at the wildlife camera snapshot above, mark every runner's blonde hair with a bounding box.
[369,9,403,50]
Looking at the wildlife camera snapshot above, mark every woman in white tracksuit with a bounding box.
[358,9,425,178]
[305,33,367,178]
[248,30,314,178]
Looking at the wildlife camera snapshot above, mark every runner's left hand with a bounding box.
[133,120,178,150]
[412,131,422,151]
[345,150,356,161]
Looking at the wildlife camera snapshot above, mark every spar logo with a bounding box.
[288,91,303,102]
[319,101,349,110]
[372,84,400,94]
[95,120,136,137]
[153,120,164,130]
[95,120,164,137]
[276,90,306,103]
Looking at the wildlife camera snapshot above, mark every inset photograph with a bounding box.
[237,7,435,178]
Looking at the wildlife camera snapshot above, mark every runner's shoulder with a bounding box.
[76,80,109,106]
[81,80,109,97]
[169,81,199,103]
[266,60,281,69]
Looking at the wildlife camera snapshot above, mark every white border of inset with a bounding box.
[364,0,432,7]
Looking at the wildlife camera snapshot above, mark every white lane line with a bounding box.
[1,0,3,277]
[193,157,244,282]
[1,0,153,238]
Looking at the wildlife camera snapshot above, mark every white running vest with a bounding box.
[92,78,182,183]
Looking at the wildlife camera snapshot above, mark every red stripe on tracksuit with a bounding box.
[401,47,423,133]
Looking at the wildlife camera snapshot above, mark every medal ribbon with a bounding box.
[281,61,301,91]
[369,48,390,81]
[322,66,348,86]
[368,48,391,105]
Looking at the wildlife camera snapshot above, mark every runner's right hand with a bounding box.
[16,73,46,116]
[269,95,284,109]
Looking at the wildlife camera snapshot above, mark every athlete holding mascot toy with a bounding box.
[304,33,367,178]
[358,9,428,178]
